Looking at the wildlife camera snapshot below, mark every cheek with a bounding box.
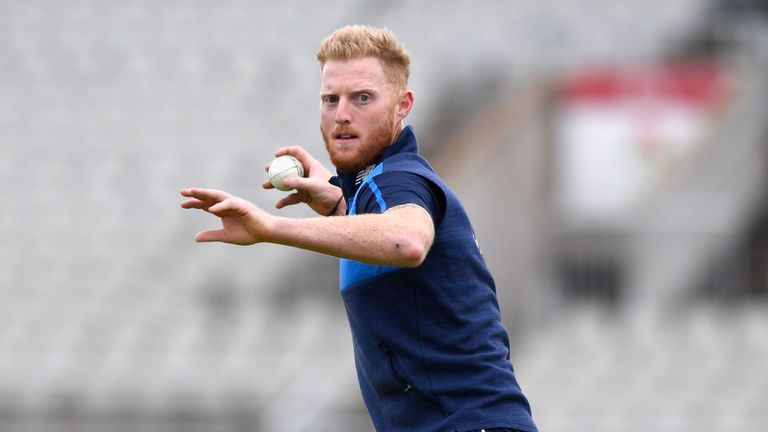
[319,112,333,130]
[362,108,388,128]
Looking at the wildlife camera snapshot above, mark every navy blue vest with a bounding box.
[337,127,536,432]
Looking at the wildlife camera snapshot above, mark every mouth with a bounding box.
[335,132,359,142]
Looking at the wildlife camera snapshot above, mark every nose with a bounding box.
[335,98,352,124]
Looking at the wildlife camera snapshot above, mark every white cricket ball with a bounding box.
[268,155,304,191]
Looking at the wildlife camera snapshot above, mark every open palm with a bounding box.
[180,188,272,245]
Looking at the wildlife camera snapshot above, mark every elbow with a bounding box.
[394,237,430,268]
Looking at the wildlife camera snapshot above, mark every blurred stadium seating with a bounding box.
[1,0,767,431]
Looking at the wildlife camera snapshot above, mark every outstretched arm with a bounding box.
[180,188,434,267]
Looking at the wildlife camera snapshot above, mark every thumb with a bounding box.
[195,229,226,243]
[275,193,303,209]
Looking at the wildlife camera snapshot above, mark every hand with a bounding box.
[263,146,344,216]
[180,188,274,245]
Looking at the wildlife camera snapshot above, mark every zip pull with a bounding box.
[403,384,412,393]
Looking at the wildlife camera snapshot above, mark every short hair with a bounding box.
[316,25,411,89]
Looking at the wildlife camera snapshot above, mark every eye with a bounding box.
[357,94,371,103]
[322,95,339,104]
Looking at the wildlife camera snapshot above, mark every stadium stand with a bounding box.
[1,0,766,431]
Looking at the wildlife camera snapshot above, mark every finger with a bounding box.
[275,146,317,167]
[180,188,229,202]
[275,193,302,209]
[180,188,206,198]
[262,179,274,189]
[180,198,209,210]
[208,198,242,216]
[279,176,310,191]
[274,145,306,157]
[195,229,226,243]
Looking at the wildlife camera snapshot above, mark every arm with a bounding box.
[180,188,434,267]
[274,203,434,267]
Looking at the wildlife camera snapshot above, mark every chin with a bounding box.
[323,124,397,172]
[331,155,369,173]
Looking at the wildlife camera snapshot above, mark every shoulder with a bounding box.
[355,167,446,224]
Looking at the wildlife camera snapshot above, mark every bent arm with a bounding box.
[270,203,434,267]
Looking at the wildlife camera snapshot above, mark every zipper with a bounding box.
[382,345,412,393]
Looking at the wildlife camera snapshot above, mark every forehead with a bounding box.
[320,57,388,92]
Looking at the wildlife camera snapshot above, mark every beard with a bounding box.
[322,115,400,173]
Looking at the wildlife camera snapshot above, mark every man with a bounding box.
[180,25,537,432]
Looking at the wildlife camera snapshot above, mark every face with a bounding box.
[320,57,413,173]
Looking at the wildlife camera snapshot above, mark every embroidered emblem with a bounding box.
[355,165,375,186]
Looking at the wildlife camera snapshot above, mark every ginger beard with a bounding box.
[321,105,401,173]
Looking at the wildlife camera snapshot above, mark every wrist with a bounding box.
[263,215,289,244]
[327,195,344,216]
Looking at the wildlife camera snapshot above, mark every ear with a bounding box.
[396,90,414,122]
